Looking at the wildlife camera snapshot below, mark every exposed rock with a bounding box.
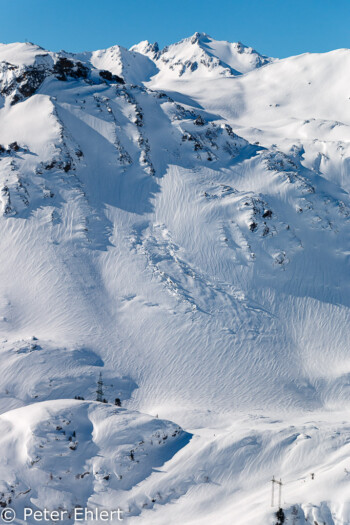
[16,67,47,98]
[194,115,206,126]
[53,58,89,81]
[99,70,125,84]
[9,142,19,152]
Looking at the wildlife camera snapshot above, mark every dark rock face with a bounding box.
[262,209,273,218]
[8,142,19,152]
[194,115,205,126]
[99,70,125,84]
[0,57,51,105]
[53,58,89,81]
[0,66,46,104]
[15,67,47,99]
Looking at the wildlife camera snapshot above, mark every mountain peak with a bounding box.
[190,31,211,44]
[133,33,273,78]
[130,40,159,58]
[0,41,51,67]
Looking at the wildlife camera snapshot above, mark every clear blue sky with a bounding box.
[0,0,348,58]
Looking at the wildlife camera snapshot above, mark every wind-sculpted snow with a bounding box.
[0,35,349,524]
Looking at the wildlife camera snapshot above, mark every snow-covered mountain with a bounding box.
[131,32,272,78]
[0,33,349,524]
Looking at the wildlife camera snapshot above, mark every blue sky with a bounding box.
[0,0,348,58]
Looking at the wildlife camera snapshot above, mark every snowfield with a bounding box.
[0,33,349,524]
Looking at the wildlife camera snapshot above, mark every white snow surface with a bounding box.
[0,33,349,524]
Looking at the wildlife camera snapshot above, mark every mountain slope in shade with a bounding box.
[0,34,348,524]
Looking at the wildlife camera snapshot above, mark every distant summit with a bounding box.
[130,40,160,59]
[131,32,273,78]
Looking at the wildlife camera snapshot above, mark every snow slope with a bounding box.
[0,34,349,523]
